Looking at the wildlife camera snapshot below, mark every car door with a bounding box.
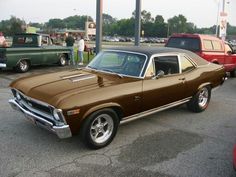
[41,36,58,64]
[224,43,236,70]
[142,54,188,112]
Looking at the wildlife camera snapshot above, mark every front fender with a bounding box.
[82,102,124,120]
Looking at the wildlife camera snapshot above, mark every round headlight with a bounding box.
[16,92,21,100]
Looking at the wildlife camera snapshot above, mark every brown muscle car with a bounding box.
[8,47,226,149]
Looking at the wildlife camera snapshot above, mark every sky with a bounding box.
[0,0,235,28]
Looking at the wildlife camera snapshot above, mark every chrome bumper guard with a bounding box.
[9,99,72,139]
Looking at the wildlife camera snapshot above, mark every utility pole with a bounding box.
[96,0,103,54]
[134,0,141,46]
[215,0,220,37]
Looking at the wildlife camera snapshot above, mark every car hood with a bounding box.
[9,68,138,108]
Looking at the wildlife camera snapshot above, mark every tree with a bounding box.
[46,18,65,29]
[103,13,117,25]
[167,14,188,35]
[64,15,93,29]
[0,16,25,36]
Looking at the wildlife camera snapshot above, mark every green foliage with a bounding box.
[1,12,236,38]
[0,16,25,36]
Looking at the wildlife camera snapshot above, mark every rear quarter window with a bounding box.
[212,41,223,51]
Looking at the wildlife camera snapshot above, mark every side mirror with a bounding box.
[152,70,165,79]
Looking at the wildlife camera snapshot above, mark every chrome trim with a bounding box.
[61,73,87,80]
[0,63,6,68]
[18,96,54,120]
[9,99,72,139]
[11,88,68,125]
[71,75,96,82]
[12,88,51,107]
[120,97,191,124]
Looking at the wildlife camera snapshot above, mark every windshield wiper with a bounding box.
[102,69,124,78]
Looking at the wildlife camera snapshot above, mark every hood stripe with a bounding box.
[70,75,96,82]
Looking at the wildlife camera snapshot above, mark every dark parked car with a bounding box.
[8,47,226,149]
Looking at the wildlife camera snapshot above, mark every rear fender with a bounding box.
[197,82,212,91]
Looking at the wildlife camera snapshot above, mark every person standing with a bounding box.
[77,34,85,66]
[65,33,75,65]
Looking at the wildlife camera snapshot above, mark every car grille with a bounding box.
[13,89,55,122]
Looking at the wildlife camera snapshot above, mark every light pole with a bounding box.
[215,0,220,36]
[134,0,141,46]
[96,0,103,54]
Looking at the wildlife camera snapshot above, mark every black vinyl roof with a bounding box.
[105,46,209,66]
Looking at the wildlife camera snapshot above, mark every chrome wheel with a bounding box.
[198,87,209,108]
[59,55,66,66]
[90,114,114,144]
[16,60,29,72]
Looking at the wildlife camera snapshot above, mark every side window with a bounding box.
[145,61,154,77]
[212,41,223,51]
[203,40,213,50]
[225,44,232,53]
[154,56,179,75]
[41,36,49,46]
[180,56,195,73]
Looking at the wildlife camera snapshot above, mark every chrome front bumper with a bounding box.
[9,99,72,139]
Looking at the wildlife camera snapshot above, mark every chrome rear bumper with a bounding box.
[9,99,72,139]
[0,63,6,68]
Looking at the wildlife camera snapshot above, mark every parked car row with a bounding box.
[102,36,166,43]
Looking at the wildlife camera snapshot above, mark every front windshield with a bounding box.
[87,51,147,77]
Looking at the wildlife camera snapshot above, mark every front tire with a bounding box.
[15,60,30,73]
[80,108,119,149]
[187,86,211,113]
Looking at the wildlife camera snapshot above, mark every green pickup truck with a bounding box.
[0,33,71,72]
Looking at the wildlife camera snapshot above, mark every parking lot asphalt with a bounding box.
[0,66,236,177]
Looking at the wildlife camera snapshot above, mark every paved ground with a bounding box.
[0,66,236,177]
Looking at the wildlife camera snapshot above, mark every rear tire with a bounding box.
[58,54,67,66]
[15,60,30,73]
[187,86,211,113]
[80,108,119,149]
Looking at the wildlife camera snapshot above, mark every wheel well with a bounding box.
[81,106,124,124]
[63,53,69,60]
[198,83,212,92]
[212,61,219,64]
[111,106,124,121]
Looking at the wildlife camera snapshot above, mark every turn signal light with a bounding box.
[67,109,80,116]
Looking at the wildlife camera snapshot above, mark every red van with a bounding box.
[165,33,236,77]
